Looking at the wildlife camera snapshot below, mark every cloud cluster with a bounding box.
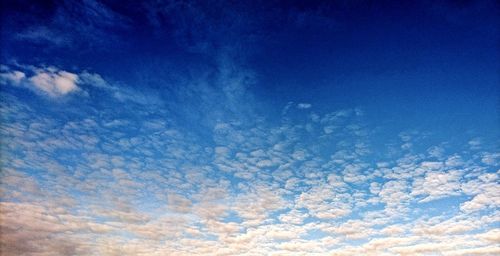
[0,64,161,105]
[29,68,79,97]
[1,1,498,254]
[0,89,498,255]
[1,65,82,97]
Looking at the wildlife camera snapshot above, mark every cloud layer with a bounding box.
[1,0,498,255]
[0,84,498,255]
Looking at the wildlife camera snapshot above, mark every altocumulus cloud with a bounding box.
[0,0,499,255]
[0,64,153,104]
[1,65,81,97]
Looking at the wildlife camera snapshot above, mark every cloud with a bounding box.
[78,71,111,89]
[1,65,81,97]
[0,1,498,255]
[297,103,312,109]
[378,179,410,209]
[411,169,463,202]
[167,194,193,214]
[16,26,71,47]
[6,0,130,49]
[1,83,498,255]
[0,68,25,85]
[296,184,352,219]
[460,172,500,213]
[29,69,80,97]
[278,209,309,225]
[0,63,162,105]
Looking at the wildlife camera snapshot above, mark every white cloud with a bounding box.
[378,180,410,209]
[167,193,193,213]
[279,209,309,225]
[461,192,500,213]
[411,170,462,202]
[79,71,111,88]
[481,152,500,166]
[461,173,500,213]
[297,103,312,109]
[468,138,482,150]
[30,69,80,97]
[1,63,161,105]
[1,94,498,255]
[1,65,81,97]
[0,70,26,85]
[297,185,352,219]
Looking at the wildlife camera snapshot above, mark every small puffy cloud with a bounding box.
[297,185,352,219]
[481,152,500,166]
[461,192,500,213]
[427,146,444,158]
[297,103,312,109]
[0,69,26,85]
[256,159,274,168]
[29,68,80,97]
[411,170,462,202]
[291,150,307,161]
[460,174,500,213]
[279,209,309,225]
[420,161,443,170]
[1,65,81,97]
[167,194,193,213]
[378,180,410,209]
[468,137,482,150]
[369,182,381,194]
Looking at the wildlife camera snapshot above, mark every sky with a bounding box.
[0,0,499,255]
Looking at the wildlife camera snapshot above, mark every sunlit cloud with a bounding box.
[1,0,498,255]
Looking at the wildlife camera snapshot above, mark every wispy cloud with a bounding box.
[297,103,312,109]
[6,0,130,49]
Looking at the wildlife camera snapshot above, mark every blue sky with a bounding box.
[0,0,499,255]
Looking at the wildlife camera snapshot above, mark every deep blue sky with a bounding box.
[0,0,499,255]
[2,0,498,135]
